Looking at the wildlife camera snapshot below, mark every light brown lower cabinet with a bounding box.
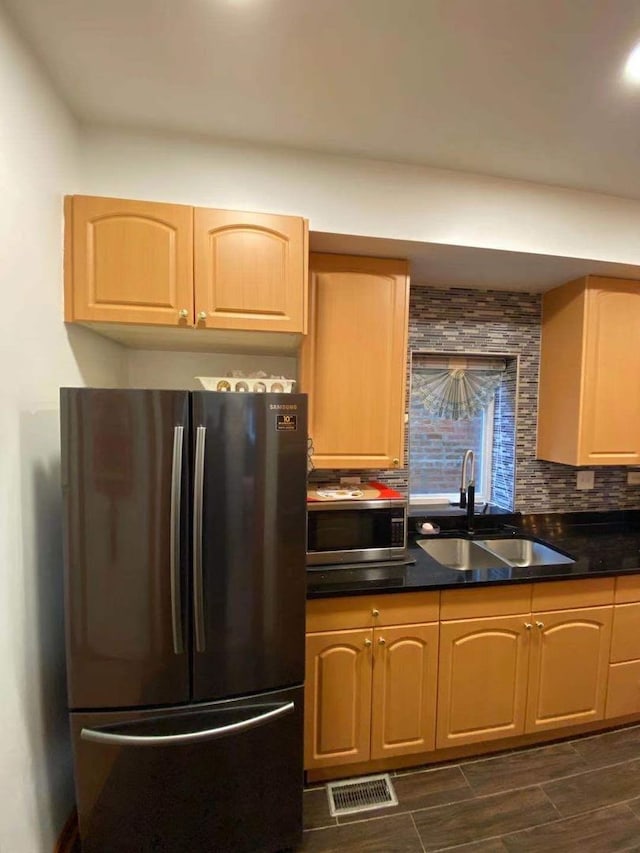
[606,598,640,718]
[526,607,612,731]
[304,629,372,769]
[304,622,439,770]
[437,615,530,749]
[436,606,613,749]
[304,579,637,778]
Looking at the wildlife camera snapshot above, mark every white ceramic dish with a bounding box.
[195,376,295,393]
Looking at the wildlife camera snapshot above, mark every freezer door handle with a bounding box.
[80,700,295,747]
[170,425,185,655]
[193,425,207,653]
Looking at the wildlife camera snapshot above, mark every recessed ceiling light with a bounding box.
[623,42,640,84]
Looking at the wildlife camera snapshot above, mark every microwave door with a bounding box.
[306,503,406,566]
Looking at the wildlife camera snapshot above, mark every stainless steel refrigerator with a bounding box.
[60,388,307,853]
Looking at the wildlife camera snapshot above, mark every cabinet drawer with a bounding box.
[606,661,640,719]
[440,585,532,620]
[370,592,439,626]
[611,603,640,662]
[306,597,374,631]
[531,578,614,612]
[615,575,640,604]
[306,592,439,632]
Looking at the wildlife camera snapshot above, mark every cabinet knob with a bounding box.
[392,458,399,466]
[178,308,189,319]
[197,311,207,321]
[372,609,380,618]
[364,639,372,648]
[536,621,545,629]
[524,623,533,630]
[378,637,386,646]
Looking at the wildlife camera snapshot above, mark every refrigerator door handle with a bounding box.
[170,425,185,655]
[193,425,207,653]
[80,700,295,747]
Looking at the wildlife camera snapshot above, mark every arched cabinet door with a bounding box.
[526,606,613,732]
[580,281,640,465]
[68,196,194,326]
[194,208,308,333]
[300,253,409,469]
[304,629,372,769]
[437,616,531,749]
[370,623,438,760]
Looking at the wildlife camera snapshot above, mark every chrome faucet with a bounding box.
[459,449,476,533]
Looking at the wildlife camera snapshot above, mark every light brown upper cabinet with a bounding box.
[65,196,308,334]
[65,196,194,326]
[537,275,640,465]
[194,208,307,333]
[300,254,410,469]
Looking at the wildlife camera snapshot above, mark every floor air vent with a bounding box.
[326,773,398,817]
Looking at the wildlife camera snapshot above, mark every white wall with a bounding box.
[80,125,640,266]
[0,8,126,852]
[126,350,297,391]
[6,17,640,850]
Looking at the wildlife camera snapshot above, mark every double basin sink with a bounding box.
[418,535,575,571]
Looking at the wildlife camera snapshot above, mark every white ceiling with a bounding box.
[309,232,640,291]
[7,0,640,290]
[6,0,640,200]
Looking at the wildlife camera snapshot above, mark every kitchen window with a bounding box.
[409,354,512,508]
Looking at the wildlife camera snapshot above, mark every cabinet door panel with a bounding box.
[606,661,640,719]
[69,196,193,325]
[526,606,612,732]
[301,254,409,469]
[611,603,640,663]
[370,624,438,760]
[437,616,530,749]
[194,208,307,333]
[304,629,372,769]
[581,280,640,465]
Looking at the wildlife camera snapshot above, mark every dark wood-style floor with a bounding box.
[301,724,640,852]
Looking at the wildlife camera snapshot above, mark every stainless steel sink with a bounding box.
[476,536,575,567]
[418,535,575,571]
[417,537,511,571]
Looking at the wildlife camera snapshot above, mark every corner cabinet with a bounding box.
[65,195,308,335]
[300,254,409,469]
[537,275,640,465]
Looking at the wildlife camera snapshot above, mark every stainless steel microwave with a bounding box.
[306,499,407,566]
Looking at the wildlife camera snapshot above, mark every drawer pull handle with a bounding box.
[372,609,380,618]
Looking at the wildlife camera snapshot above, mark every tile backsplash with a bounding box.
[310,285,640,514]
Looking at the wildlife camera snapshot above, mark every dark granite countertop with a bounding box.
[306,510,640,599]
